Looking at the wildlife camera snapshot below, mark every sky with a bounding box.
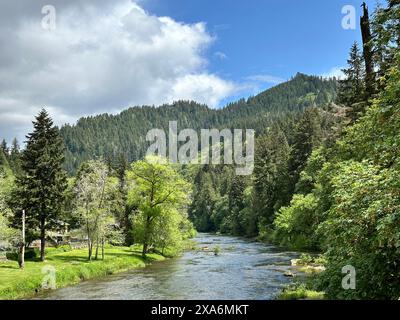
[0,0,378,143]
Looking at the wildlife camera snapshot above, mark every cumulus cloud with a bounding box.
[168,74,235,108]
[0,0,236,142]
[321,67,345,80]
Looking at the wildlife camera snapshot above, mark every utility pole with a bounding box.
[18,209,25,269]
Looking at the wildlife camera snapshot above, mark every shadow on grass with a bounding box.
[105,251,145,262]
[143,255,162,263]
[0,265,19,270]
[50,256,90,263]
[105,250,163,263]
[106,251,138,257]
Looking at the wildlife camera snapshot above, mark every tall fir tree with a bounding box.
[1,139,8,156]
[337,42,366,121]
[287,108,322,199]
[253,125,290,226]
[227,175,247,235]
[189,169,218,232]
[15,109,67,261]
[9,138,22,176]
[115,153,133,246]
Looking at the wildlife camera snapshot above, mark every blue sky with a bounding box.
[142,0,377,104]
[0,0,380,142]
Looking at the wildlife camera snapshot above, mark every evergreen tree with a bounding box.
[15,109,67,261]
[189,169,218,232]
[227,175,247,235]
[337,42,366,121]
[115,153,133,245]
[371,0,400,89]
[0,139,8,156]
[0,148,16,247]
[9,138,22,175]
[287,108,322,198]
[253,126,290,226]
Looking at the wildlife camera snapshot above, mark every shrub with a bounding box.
[317,161,400,299]
[273,194,320,250]
[6,248,38,261]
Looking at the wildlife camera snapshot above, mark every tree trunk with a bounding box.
[18,243,25,268]
[18,210,26,269]
[142,242,148,258]
[95,238,99,260]
[101,238,105,260]
[88,239,92,261]
[360,2,375,99]
[40,218,46,262]
[86,217,92,261]
[142,216,151,258]
[124,209,134,246]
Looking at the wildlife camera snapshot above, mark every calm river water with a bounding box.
[37,233,300,300]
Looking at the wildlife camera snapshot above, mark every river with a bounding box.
[36,233,301,300]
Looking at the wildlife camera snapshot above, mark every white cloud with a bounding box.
[168,74,235,107]
[321,67,345,80]
[246,74,285,85]
[0,0,237,142]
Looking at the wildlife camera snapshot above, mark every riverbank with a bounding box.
[277,254,326,300]
[0,245,164,300]
[29,234,301,300]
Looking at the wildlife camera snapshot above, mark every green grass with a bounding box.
[277,284,325,300]
[0,245,164,300]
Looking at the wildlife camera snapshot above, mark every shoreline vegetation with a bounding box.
[277,253,326,300]
[0,245,165,300]
[0,232,321,301]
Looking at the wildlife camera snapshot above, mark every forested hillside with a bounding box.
[186,0,400,299]
[1,0,398,302]
[60,73,337,174]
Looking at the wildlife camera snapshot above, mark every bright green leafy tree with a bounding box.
[126,156,192,257]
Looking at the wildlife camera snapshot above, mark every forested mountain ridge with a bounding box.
[1,0,398,301]
[60,73,337,173]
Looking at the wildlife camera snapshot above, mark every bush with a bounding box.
[317,161,400,299]
[273,194,320,250]
[213,245,221,256]
[45,245,73,255]
[299,253,313,265]
[6,248,39,261]
[278,283,324,300]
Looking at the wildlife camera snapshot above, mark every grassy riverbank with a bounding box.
[277,253,326,300]
[0,245,164,300]
[278,283,325,300]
